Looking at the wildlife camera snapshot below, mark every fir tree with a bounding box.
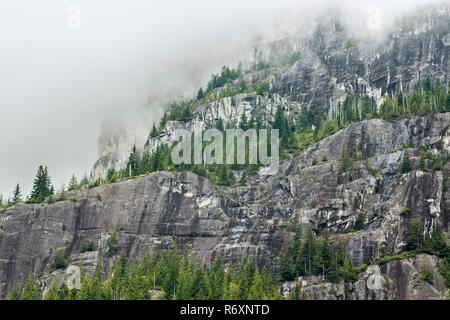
[20,273,41,300]
[405,219,424,251]
[67,174,78,191]
[197,88,205,100]
[11,183,22,205]
[126,145,140,177]
[401,155,412,174]
[44,281,59,300]
[29,165,53,202]
[149,123,158,138]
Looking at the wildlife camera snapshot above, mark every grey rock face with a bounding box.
[90,5,449,181]
[1,113,448,299]
[281,254,447,300]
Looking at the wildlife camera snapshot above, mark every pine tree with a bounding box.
[6,284,21,300]
[149,123,158,138]
[44,281,59,300]
[126,145,140,177]
[67,174,78,191]
[401,155,412,174]
[11,183,22,205]
[20,273,41,300]
[300,227,316,276]
[405,219,424,251]
[239,112,248,130]
[29,165,53,202]
[79,175,89,188]
[208,251,225,299]
[215,118,224,131]
[76,274,91,300]
[273,106,290,147]
[248,271,264,299]
[197,88,204,100]
[90,262,104,300]
[430,224,448,256]
[279,251,294,280]
[237,256,255,299]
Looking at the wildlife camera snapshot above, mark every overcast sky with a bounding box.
[0,0,442,198]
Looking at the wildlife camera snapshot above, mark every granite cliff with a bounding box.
[1,3,449,300]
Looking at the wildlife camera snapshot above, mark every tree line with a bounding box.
[6,247,282,300]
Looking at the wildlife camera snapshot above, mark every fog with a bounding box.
[0,0,443,198]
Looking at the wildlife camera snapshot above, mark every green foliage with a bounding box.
[29,165,53,203]
[67,174,78,191]
[10,184,21,206]
[364,161,377,177]
[106,230,119,256]
[279,227,365,284]
[405,219,424,251]
[206,65,242,94]
[273,106,291,149]
[345,39,359,48]
[439,257,450,287]
[6,247,282,301]
[419,257,433,284]
[125,144,140,178]
[20,273,41,300]
[149,123,158,138]
[78,175,89,189]
[338,145,354,177]
[54,251,68,270]
[354,213,366,231]
[317,119,338,141]
[252,80,271,96]
[197,88,204,100]
[401,155,412,174]
[400,207,410,216]
[80,241,96,253]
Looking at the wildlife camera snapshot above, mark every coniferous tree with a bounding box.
[79,175,89,189]
[20,273,41,300]
[279,251,294,281]
[29,165,53,202]
[44,281,59,300]
[273,106,290,148]
[401,155,412,174]
[11,183,22,205]
[239,112,248,130]
[197,88,204,100]
[6,284,21,300]
[126,145,140,177]
[149,123,158,138]
[405,219,424,251]
[208,251,225,299]
[237,256,255,300]
[215,118,224,131]
[248,271,264,299]
[67,174,78,191]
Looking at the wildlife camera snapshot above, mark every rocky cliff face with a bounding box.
[91,3,450,181]
[1,112,448,299]
[1,3,449,300]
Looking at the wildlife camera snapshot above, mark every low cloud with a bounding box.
[0,0,442,197]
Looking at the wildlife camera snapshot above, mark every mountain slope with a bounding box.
[1,112,448,299]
